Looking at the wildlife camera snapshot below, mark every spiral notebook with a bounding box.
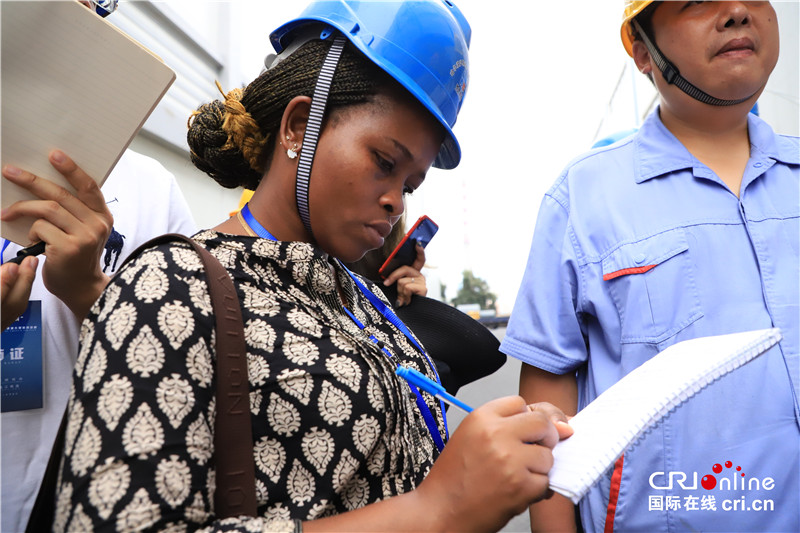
[1,0,176,245]
[548,328,782,504]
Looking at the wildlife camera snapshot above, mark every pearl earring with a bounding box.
[287,143,300,159]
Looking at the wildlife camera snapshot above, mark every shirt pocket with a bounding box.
[602,228,703,344]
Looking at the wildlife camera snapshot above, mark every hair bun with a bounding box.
[188,100,262,189]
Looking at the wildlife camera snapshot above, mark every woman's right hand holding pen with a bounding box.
[415,396,573,532]
[304,396,572,533]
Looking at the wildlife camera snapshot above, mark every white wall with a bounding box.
[759,1,800,136]
[113,1,255,229]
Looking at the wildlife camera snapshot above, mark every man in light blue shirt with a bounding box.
[501,2,799,532]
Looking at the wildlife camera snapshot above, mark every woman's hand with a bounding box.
[415,396,572,532]
[1,151,113,318]
[1,257,38,331]
[382,242,427,307]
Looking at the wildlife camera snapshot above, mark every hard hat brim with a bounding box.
[621,0,655,57]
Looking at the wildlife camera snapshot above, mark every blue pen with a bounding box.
[396,366,473,413]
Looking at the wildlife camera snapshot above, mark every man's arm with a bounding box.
[520,362,579,533]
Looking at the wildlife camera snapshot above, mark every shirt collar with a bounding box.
[747,112,799,166]
[633,107,798,184]
[634,108,695,184]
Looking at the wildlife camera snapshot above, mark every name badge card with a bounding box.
[1,300,43,412]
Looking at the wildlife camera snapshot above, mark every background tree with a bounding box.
[451,269,497,310]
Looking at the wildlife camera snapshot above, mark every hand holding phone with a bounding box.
[378,215,438,279]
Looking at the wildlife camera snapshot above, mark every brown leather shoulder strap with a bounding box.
[27,233,258,531]
[126,234,257,517]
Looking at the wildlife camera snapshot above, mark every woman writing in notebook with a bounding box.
[48,2,571,531]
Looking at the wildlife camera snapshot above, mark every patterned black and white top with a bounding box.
[53,230,446,532]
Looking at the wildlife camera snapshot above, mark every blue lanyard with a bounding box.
[341,306,393,358]
[1,239,11,265]
[241,204,278,240]
[239,203,448,451]
[338,263,448,450]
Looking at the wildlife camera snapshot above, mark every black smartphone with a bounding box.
[378,215,439,279]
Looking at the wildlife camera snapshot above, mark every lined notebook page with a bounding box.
[1,0,176,245]
[549,328,782,504]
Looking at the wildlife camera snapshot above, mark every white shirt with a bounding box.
[1,150,197,533]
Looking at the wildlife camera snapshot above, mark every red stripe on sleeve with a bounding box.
[604,454,625,533]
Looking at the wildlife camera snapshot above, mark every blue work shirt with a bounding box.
[502,108,799,533]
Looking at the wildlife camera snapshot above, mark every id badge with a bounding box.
[1,300,43,412]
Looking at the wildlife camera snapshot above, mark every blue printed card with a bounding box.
[1,300,43,412]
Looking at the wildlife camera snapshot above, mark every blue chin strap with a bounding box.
[294,30,347,237]
[633,19,757,107]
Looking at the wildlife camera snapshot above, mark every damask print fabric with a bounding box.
[54,231,447,532]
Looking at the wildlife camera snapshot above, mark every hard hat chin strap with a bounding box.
[295,32,348,237]
[633,19,756,107]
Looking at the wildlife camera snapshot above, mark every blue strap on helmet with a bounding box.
[295,31,347,236]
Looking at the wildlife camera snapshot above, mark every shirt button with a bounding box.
[754,162,763,168]
[634,253,647,264]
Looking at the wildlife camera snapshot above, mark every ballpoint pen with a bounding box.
[6,242,46,265]
[396,366,474,414]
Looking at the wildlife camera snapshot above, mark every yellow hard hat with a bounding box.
[621,0,655,57]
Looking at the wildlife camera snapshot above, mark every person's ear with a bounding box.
[631,40,653,76]
[279,96,311,153]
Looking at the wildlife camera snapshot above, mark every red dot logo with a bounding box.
[704,460,748,490]
[702,475,717,490]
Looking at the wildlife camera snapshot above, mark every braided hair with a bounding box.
[188,38,394,190]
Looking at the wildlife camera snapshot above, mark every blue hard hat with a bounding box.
[270,0,471,170]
